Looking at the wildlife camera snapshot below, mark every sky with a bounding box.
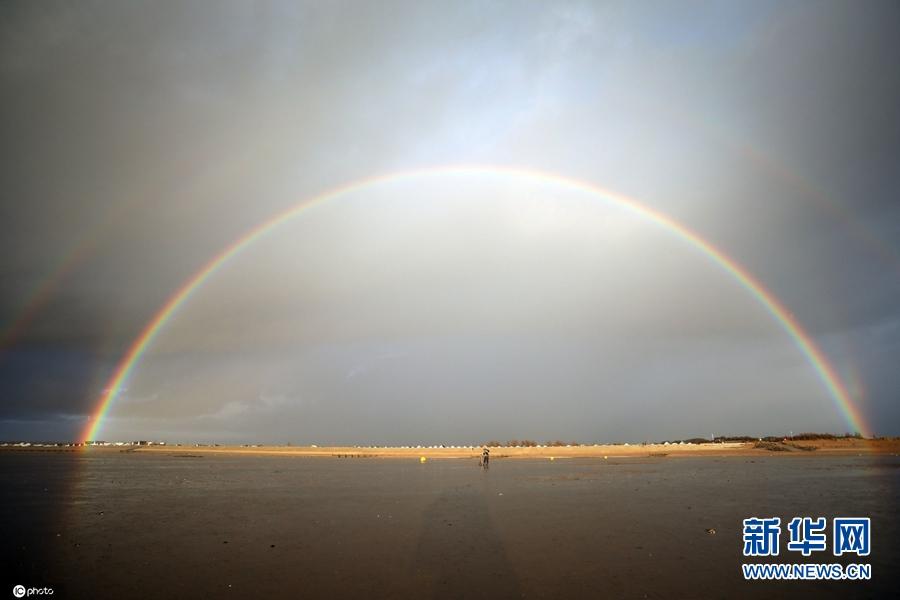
[1,0,898,444]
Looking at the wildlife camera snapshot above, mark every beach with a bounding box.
[2,443,898,598]
[14,435,893,458]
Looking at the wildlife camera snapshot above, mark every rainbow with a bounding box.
[0,240,95,355]
[83,166,872,441]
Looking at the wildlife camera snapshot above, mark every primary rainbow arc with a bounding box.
[83,165,872,441]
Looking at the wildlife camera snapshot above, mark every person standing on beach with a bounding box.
[481,447,490,469]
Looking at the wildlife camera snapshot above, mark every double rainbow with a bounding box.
[83,166,871,441]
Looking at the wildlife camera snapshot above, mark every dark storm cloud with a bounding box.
[1,0,898,442]
[0,348,103,420]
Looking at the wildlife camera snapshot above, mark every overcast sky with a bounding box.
[1,0,898,444]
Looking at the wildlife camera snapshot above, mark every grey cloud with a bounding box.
[1,0,898,441]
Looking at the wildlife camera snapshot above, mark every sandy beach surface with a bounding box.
[29,435,897,458]
[3,441,899,599]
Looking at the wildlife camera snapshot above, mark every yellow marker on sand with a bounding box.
[420,456,427,463]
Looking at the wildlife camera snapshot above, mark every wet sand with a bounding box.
[3,451,898,598]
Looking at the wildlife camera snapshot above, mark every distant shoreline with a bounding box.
[3,437,897,457]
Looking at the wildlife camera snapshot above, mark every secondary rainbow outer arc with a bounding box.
[83,165,871,442]
[0,240,96,355]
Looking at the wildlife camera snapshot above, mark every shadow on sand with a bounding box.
[413,486,521,599]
